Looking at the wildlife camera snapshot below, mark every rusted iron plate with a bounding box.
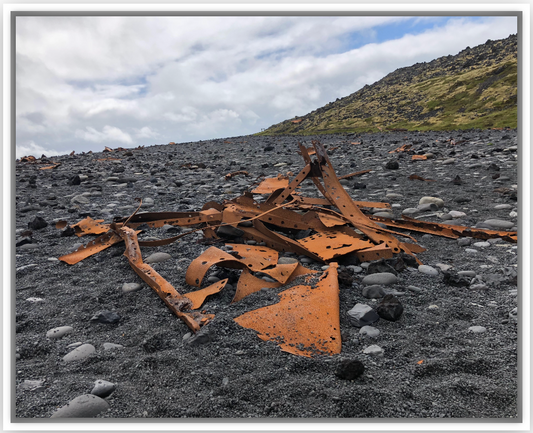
[58,231,123,265]
[269,164,311,205]
[185,247,248,287]
[118,226,211,333]
[39,163,61,170]
[251,175,289,194]
[409,174,435,181]
[355,244,394,262]
[226,244,279,270]
[400,242,426,253]
[297,231,374,261]
[389,144,412,153]
[117,209,223,229]
[184,279,228,309]
[234,263,341,358]
[338,169,371,180]
[232,268,281,304]
[225,170,249,180]
[260,262,300,284]
[317,212,347,228]
[309,140,415,259]
[369,215,459,239]
[221,206,243,227]
[71,217,110,237]
[411,155,427,161]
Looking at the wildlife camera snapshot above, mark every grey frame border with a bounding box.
[10,9,523,428]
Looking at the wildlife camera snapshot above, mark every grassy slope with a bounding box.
[259,41,517,136]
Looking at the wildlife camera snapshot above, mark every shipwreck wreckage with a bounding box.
[56,141,517,357]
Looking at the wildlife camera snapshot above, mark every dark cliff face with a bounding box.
[261,34,517,135]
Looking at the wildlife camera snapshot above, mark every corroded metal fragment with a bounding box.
[234,263,341,357]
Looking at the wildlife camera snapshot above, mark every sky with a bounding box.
[15,14,518,158]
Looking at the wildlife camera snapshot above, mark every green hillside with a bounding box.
[258,35,517,135]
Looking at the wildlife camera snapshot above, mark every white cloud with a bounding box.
[74,125,133,144]
[16,140,62,159]
[15,15,518,156]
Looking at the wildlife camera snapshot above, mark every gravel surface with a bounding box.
[14,129,520,422]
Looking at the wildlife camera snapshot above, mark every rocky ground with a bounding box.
[14,129,519,422]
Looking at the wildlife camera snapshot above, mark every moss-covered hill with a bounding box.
[259,34,517,135]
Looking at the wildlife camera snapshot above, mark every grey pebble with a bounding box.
[91,380,117,398]
[457,238,472,246]
[46,326,73,340]
[278,257,299,265]
[465,248,479,254]
[122,282,142,293]
[50,394,109,418]
[103,342,124,350]
[359,326,380,338]
[361,285,386,299]
[458,270,476,277]
[18,379,46,392]
[483,219,514,229]
[468,326,487,334]
[363,344,384,356]
[473,241,490,248]
[417,265,439,276]
[361,272,398,286]
[347,303,380,328]
[144,252,172,264]
[63,344,96,362]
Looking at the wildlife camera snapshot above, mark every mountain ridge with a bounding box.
[259,34,517,135]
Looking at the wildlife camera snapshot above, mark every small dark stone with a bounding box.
[337,269,354,286]
[385,160,399,170]
[60,226,76,237]
[492,173,501,180]
[335,359,365,380]
[442,270,471,287]
[28,216,48,230]
[487,163,500,171]
[90,310,120,324]
[338,253,360,266]
[353,182,367,189]
[261,163,269,168]
[16,237,33,247]
[68,175,81,186]
[455,197,471,204]
[367,259,398,276]
[376,294,403,321]
[452,175,463,185]
[264,146,274,152]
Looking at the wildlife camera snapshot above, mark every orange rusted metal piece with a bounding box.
[118,226,212,332]
[338,169,372,180]
[39,163,61,170]
[58,231,123,265]
[297,230,374,261]
[389,144,412,153]
[184,279,228,309]
[411,155,427,161]
[224,170,249,180]
[251,175,289,194]
[234,263,341,357]
[409,174,435,181]
[71,217,110,237]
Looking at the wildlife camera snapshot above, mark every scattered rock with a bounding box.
[90,310,120,324]
[361,285,386,299]
[347,304,380,328]
[46,326,73,340]
[361,272,398,286]
[363,345,384,356]
[359,326,380,338]
[91,380,117,398]
[335,359,365,380]
[376,294,403,321]
[50,394,109,418]
[63,344,96,362]
[144,252,172,264]
[28,216,48,230]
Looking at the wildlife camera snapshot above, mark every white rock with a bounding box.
[419,196,444,209]
[418,265,439,276]
[51,394,109,418]
[468,326,487,334]
[63,344,95,362]
[449,211,467,219]
[46,326,73,340]
[363,345,384,356]
[361,272,398,286]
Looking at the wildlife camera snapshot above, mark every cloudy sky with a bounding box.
[15,14,518,158]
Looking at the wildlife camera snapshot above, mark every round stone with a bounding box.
[418,265,439,276]
[122,282,142,293]
[361,285,386,299]
[359,326,380,338]
[46,326,73,340]
[144,252,172,264]
[63,344,96,362]
[361,272,398,286]
[473,241,490,248]
[278,257,298,265]
[419,196,444,209]
[363,345,384,356]
[468,326,487,334]
[91,380,116,398]
[483,219,514,229]
[50,394,109,418]
[449,211,467,219]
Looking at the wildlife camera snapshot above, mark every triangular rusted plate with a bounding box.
[234,263,341,357]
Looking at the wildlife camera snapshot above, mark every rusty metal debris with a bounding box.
[409,174,435,182]
[224,170,249,180]
[57,139,518,357]
[411,155,427,161]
